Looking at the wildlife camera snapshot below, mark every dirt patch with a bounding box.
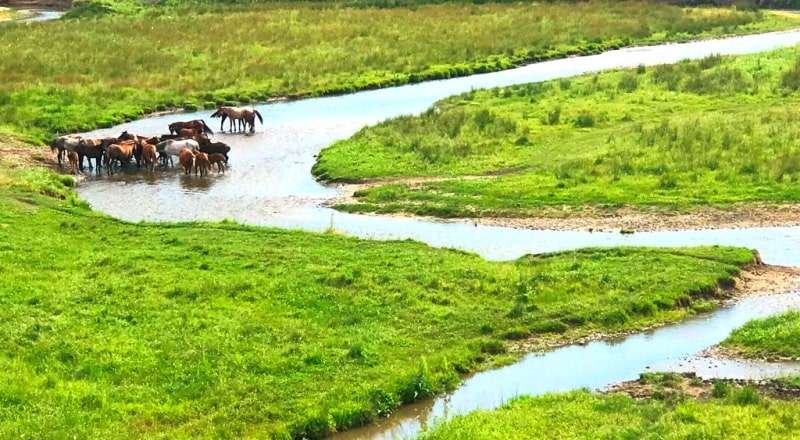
[507,264,800,354]
[606,372,800,401]
[0,138,60,173]
[329,178,800,232]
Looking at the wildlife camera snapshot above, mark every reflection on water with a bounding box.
[178,173,215,192]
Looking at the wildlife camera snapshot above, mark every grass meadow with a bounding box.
[314,45,800,217]
[0,158,759,438]
[721,311,800,359]
[0,2,796,142]
[0,2,796,438]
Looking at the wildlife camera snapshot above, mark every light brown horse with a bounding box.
[141,142,158,172]
[104,140,136,175]
[67,151,79,175]
[178,148,195,175]
[210,106,263,132]
[194,152,211,177]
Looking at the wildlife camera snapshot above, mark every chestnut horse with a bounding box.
[168,119,213,136]
[104,140,136,175]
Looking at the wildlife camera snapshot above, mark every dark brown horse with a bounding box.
[75,138,108,173]
[168,119,213,136]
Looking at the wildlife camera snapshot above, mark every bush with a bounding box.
[574,111,596,128]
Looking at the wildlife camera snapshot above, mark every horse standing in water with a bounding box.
[168,120,214,136]
[156,139,200,167]
[210,106,263,132]
[50,135,83,168]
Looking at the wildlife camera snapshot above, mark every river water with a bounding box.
[74,30,800,439]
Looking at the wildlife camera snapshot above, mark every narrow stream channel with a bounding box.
[74,30,800,439]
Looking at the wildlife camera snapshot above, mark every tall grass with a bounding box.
[314,45,800,215]
[1,2,795,141]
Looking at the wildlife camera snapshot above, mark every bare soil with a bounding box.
[0,137,60,172]
[330,179,800,232]
[606,371,800,401]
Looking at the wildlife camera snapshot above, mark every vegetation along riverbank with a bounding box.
[314,44,800,230]
[415,372,800,439]
[711,310,800,361]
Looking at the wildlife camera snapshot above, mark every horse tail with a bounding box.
[254,110,263,125]
[201,120,214,135]
[210,109,221,118]
[50,138,58,154]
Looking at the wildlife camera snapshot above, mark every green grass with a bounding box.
[415,386,800,440]
[0,162,759,438]
[1,2,797,142]
[721,311,800,359]
[314,45,800,217]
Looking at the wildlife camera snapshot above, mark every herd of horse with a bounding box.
[50,106,264,176]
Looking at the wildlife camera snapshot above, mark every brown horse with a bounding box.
[67,151,79,175]
[76,138,108,173]
[141,142,158,172]
[194,152,211,177]
[242,108,264,133]
[168,119,213,136]
[210,106,263,132]
[178,148,195,175]
[104,140,136,175]
[207,153,226,173]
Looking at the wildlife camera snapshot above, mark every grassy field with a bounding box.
[721,311,800,360]
[1,2,797,142]
[414,380,800,440]
[0,154,759,438]
[313,45,800,218]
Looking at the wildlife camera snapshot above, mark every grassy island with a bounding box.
[314,45,800,219]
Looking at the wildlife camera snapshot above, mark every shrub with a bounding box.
[574,111,596,128]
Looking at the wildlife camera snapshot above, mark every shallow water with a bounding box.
[73,30,800,439]
[77,30,800,264]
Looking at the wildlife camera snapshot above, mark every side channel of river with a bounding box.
[74,30,800,439]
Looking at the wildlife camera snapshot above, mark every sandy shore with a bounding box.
[330,180,800,232]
